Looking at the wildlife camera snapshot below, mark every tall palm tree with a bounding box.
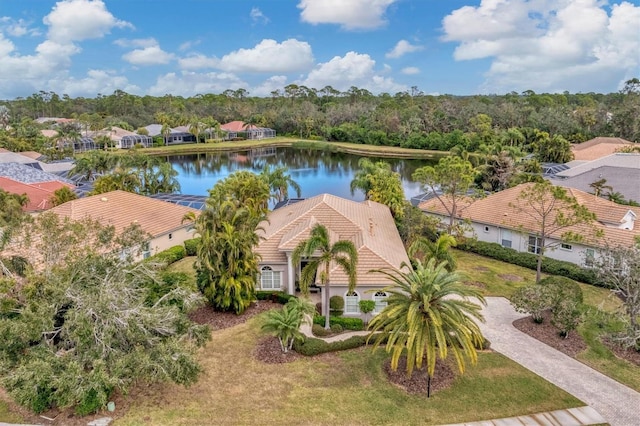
[408,234,457,271]
[292,224,358,329]
[260,165,301,203]
[369,259,486,397]
[189,118,203,143]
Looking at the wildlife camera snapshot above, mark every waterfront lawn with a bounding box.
[117,314,581,426]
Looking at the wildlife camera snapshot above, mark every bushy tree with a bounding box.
[195,171,270,314]
[510,285,551,323]
[0,214,210,414]
[350,158,405,219]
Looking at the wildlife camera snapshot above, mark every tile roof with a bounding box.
[571,137,634,161]
[19,151,44,160]
[419,183,640,248]
[48,190,199,237]
[256,194,410,285]
[0,177,75,212]
[549,166,640,204]
[0,162,73,185]
[556,153,640,177]
[220,121,256,132]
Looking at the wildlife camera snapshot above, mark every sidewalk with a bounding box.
[441,406,605,426]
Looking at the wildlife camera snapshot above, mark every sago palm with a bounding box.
[368,258,486,396]
[292,224,358,329]
[261,304,305,353]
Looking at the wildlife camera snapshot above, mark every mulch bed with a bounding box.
[513,311,640,366]
[254,336,302,364]
[513,310,587,357]
[188,300,281,330]
[384,357,455,395]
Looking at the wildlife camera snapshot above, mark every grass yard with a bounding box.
[454,249,640,392]
[116,314,582,426]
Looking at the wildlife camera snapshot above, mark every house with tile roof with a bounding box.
[549,153,640,204]
[418,183,639,267]
[144,124,196,145]
[571,137,634,161]
[220,121,276,140]
[254,193,410,317]
[47,190,199,260]
[0,177,75,212]
[89,126,153,149]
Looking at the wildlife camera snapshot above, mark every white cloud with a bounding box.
[401,67,420,75]
[178,53,220,70]
[114,38,157,48]
[179,40,200,51]
[50,69,140,97]
[0,18,39,37]
[252,75,288,96]
[122,43,175,66]
[250,7,270,24]
[442,0,640,93]
[217,39,314,73]
[44,0,132,43]
[386,40,423,58]
[298,0,398,30]
[148,71,247,96]
[301,51,406,93]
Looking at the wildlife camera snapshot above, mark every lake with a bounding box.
[167,147,434,201]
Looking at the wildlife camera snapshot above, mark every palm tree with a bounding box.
[189,118,204,143]
[408,234,457,271]
[261,304,305,353]
[49,186,77,207]
[292,224,358,330]
[368,259,486,397]
[260,165,301,203]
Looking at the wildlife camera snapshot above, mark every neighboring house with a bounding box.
[418,183,640,267]
[220,121,276,140]
[0,162,74,186]
[0,177,75,212]
[254,194,410,317]
[47,190,198,260]
[0,151,74,175]
[144,124,196,145]
[549,153,640,203]
[89,126,153,149]
[571,137,634,161]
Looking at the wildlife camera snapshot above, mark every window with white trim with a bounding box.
[560,243,572,251]
[345,291,360,314]
[501,229,512,248]
[585,249,595,267]
[142,242,151,259]
[260,266,281,290]
[373,291,388,314]
[528,235,542,254]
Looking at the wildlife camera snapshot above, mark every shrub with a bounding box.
[359,300,376,325]
[538,276,584,306]
[551,299,582,338]
[184,238,201,256]
[510,285,551,323]
[312,324,331,337]
[313,315,364,331]
[294,335,368,356]
[329,295,344,316]
[330,323,344,333]
[255,291,295,304]
[457,240,600,286]
[146,245,186,266]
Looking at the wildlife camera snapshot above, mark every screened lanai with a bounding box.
[119,134,153,149]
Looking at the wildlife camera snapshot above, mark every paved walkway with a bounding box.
[441,406,605,426]
[478,297,640,426]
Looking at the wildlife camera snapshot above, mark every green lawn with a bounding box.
[0,398,24,423]
[116,314,582,426]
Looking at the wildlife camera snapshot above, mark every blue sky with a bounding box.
[0,0,638,100]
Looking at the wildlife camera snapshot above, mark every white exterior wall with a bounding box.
[327,284,390,319]
[150,226,196,255]
[257,262,289,292]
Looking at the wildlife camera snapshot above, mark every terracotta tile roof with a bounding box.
[419,183,640,248]
[256,194,410,285]
[220,121,256,132]
[571,137,634,161]
[0,177,74,212]
[47,190,199,237]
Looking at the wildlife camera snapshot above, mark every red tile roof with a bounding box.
[0,177,75,212]
[571,137,634,161]
[220,121,256,132]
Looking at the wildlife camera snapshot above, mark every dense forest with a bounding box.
[1,80,638,158]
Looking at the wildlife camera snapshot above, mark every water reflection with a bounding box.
[167,147,434,201]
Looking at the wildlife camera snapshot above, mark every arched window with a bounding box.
[260,266,281,290]
[373,291,388,314]
[344,291,360,314]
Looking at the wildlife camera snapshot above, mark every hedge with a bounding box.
[293,335,369,356]
[145,245,186,266]
[255,291,296,304]
[184,238,201,256]
[457,240,601,286]
[313,315,364,331]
